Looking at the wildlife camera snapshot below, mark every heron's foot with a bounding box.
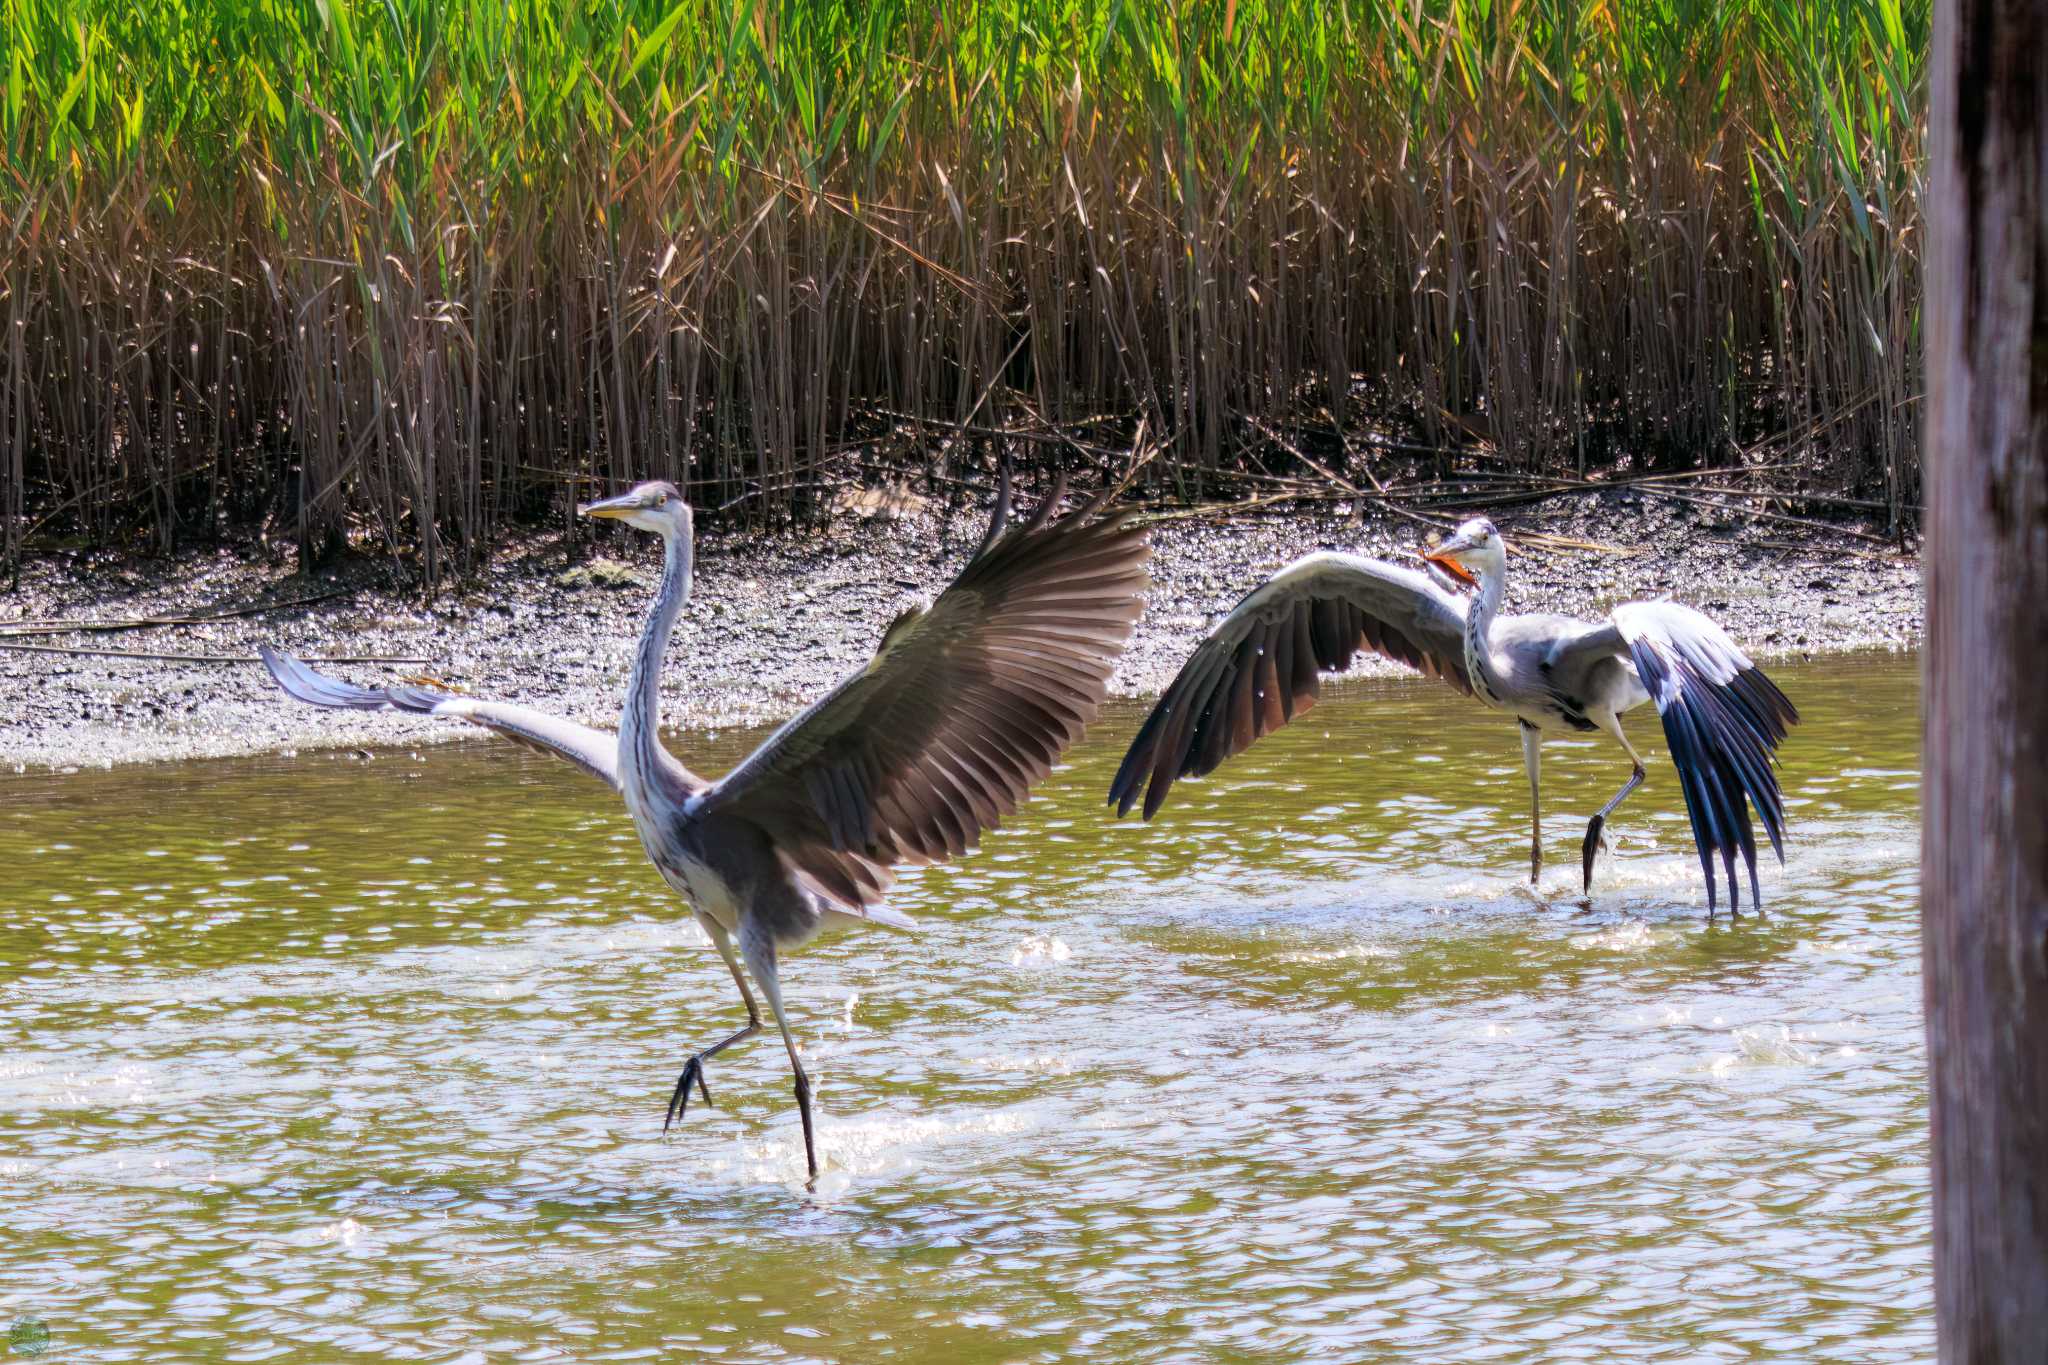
[1530,846,1542,885]
[1580,816,1611,894]
[663,1053,715,1132]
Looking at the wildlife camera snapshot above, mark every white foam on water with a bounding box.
[290,1217,376,1253]
[965,1051,1076,1076]
[1705,1024,1820,1075]
[1569,920,1666,953]
[1009,934,1072,967]
[684,1104,1047,1195]
[1273,942,1395,964]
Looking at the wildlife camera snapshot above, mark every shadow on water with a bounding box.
[0,651,1927,1361]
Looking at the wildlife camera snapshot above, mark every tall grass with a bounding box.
[1,0,1926,581]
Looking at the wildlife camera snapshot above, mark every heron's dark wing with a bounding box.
[697,489,1151,910]
[1561,604,1799,913]
[1108,553,1472,820]
[258,645,636,792]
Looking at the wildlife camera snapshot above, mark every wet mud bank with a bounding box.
[3,490,1919,771]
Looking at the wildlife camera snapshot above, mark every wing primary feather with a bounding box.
[1014,472,1068,537]
[1110,553,1469,818]
[703,480,1148,907]
[256,645,632,793]
[972,463,1014,559]
[1613,606,1797,913]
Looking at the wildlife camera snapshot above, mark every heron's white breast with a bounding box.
[620,786,735,931]
[668,859,739,934]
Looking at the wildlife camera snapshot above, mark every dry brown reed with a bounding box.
[0,0,1927,583]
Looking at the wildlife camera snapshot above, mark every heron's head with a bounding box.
[579,480,691,537]
[1424,517,1504,587]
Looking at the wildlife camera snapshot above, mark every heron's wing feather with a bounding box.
[1108,552,1472,819]
[258,645,629,791]
[1538,620,1626,688]
[1600,603,1799,914]
[699,489,1151,909]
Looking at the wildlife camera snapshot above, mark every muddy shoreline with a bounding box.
[2,490,1920,772]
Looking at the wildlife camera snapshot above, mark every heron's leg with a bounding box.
[664,915,763,1131]
[1582,715,1648,894]
[1520,722,1543,885]
[741,926,820,1185]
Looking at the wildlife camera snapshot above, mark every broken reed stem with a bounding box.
[0,589,354,638]
[0,643,428,664]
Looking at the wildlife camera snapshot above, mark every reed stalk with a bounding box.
[0,0,1928,582]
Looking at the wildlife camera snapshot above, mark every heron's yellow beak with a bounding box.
[578,490,647,520]
[1424,552,1478,587]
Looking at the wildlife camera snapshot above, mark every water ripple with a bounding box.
[0,652,1929,1360]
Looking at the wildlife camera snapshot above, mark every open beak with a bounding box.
[1424,553,1478,588]
[1423,537,1479,588]
[578,490,647,520]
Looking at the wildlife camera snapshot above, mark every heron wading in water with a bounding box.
[1109,517,1798,915]
[261,476,1150,1181]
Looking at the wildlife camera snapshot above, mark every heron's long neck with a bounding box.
[619,526,693,797]
[1462,560,1509,703]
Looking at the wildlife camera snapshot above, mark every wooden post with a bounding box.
[1924,0,2048,1358]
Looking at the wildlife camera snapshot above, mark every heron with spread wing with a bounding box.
[261,476,1150,1181]
[1109,517,1797,916]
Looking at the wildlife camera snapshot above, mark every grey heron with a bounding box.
[1109,517,1797,916]
[259,475,1150,1180]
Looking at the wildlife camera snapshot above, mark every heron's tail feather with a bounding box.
[1612,605,1798,915]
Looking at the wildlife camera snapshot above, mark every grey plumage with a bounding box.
[1108,553,1472,820]
[262,474,1150,1181]
[259,648,635,789]
[1110,517,1797,916]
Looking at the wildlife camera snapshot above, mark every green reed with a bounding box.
[0,0,1926,581]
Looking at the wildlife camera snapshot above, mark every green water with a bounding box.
[0,652,1927,1361]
